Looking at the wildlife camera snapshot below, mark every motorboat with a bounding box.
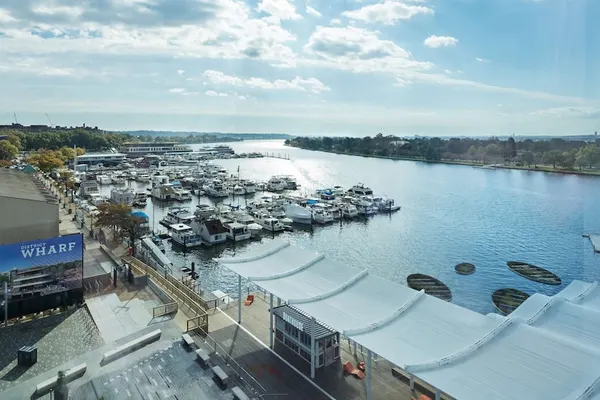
[233,212,255,225]
[111,174,126,185]
[283,203,312,225]
[257,213,285,232]
[224,222,252,241]
[204,179,228,198]
[378,198,401,212]
[173,188,192,201]
[161,207,195,226]
[267,177,286,192]
[195,203,216,219]
[342,203,359,218]
[96,174,111,185]
[232,184,245,196]
[352,197,377,215]
[247,223,263,237]
[311,208,334,224]
[243,180,257,194]
[170,223,203,248]
[133,192,148,207]
[136,174,150,183]
[279,175,298,190]
[347,183,373,196]
[269,205,286,219]
[332,185,345,196]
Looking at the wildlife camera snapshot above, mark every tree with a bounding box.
[58,146,76,162]
[505,137,517,159]
[27,149,64,172]
[6,134,21,150]
[576,144,600,169]
[542,150,564,169]
[95,203,147,252]
[520,151,535,167]
[0,140,18,161]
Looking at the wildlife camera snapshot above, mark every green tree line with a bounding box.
[285,134,600,170]
[0,127,131,151]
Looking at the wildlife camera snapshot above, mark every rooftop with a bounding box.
[76,153,126,158]
[0,169,51,202]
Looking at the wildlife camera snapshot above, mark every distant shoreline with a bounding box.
[287,146,600,177]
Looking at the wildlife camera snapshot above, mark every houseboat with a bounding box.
[110,188,134,205]
[96,174,111,185]
[170,223,203,248]
[225,222,252,242]
[194,219,228,245]
[173,187,192,201]
[160,207,195,226]
[133,192,148,207]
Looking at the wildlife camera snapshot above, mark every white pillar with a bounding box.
[366,349,372,400]
[310,316,316,379]
[269,293,274,348]
[237,275,242,323]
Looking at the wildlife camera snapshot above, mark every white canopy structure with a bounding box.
[217,240,600,400]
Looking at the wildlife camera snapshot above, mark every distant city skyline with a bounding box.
[0,0,598,136]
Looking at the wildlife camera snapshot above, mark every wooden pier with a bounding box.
[262,152,292,160]
[204,293,449,400]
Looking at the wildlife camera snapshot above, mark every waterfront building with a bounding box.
[78,180,99,198]
[120,142,192,156]
[110,188,134,205]
[0,169,59,244]
[74,152,126,166]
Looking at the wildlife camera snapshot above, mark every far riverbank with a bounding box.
[285,146,600,177]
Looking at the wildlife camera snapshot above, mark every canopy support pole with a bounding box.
[237,275,242,323]
[409,374,414,391]
[310,316,316,379]
[353,341,357,355]
[435,389,441,400]
[269,293,274,348]
[366,349,372,400]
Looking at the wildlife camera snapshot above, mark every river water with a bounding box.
[103,140,600,314]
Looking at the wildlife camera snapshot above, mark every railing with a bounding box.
[152,302,178,318]
[186,315,209,333]
[194,326,266,397]
[122,255,209,327]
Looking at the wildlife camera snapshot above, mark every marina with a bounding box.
[72,140,600,316]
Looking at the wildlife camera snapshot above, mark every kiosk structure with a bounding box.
[272,305,340,369]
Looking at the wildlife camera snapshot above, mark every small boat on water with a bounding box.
[283,203,312,225]
[407,273,452,302]
[170,223,203,248]
[506,261,561,285]
[492,288,530,315]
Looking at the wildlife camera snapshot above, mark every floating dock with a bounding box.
[584,234,600,253]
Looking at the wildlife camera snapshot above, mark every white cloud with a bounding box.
[330,18,341,25]
[530,106,600,118]
[177,69,185,76]
[306,6,322,17]
[202,69,330,93]
[257,0,302,20]
[456,69,464,74]
[169,88,185,93]
[476,57,491,63]
[444,69,452,74]
[342,1,433,25]
[31,4,84,18]
[205,90,228,97]
[424,35,458,48]
[0,8,17,22]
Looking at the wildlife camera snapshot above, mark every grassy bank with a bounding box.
[288,146,600,177]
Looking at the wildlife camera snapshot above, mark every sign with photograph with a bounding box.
[0,234,83,301]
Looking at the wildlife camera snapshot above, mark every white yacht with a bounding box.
[342,203,359,218]
[283,203,312,225]
[225,222,251,242]
[96,174,111,185]
[170,223,203,248]
[161,207,195,226]
[242,180,257,194]
[204,179,228,198]
[232,184,245,196]
[133,192,147,207]
[111,174,126,185]
[136,173,150,183]
[279,175,298,190]
[173,188,192,201]
[347,183,373,196]
[267,177,286,192]
[247,222,263,237]
[257,213,285,232]
[233,212,255,225]
[195,204,216,220]
[269,205,286,219]
[311,208,334,224]
[352,198,377,216]
[332,185,345,196]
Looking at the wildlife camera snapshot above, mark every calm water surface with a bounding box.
[103,140,600,314]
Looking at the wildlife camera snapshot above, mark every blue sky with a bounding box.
[0,0,598,136]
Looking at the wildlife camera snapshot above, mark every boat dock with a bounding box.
[584,234,600,253]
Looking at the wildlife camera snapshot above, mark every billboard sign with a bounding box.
[0,234,83,302]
